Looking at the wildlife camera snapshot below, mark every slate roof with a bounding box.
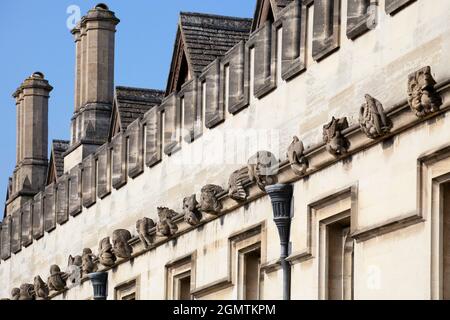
[51,140,70,178]
[179,12,253,74]
[114,86,165,130]
[252,0,293,31]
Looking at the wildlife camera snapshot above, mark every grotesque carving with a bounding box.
[228,168,250,201]
[323,117,350,156]
[247,151,278,191]
[156,207,179,237]
[136,217,155,249]
[34,276,49,300]
[112,229,133,259]
[98,237,116,267]
[359,94,392,139]
[287,136,309,176]
[47,265,67,293]
[183,195,202,226]
[407,66,442,118]
[19,284,35,300]
[82,248,98,275]
[199,184,224,215]
[67,255,82,285]
[11,288,20,300]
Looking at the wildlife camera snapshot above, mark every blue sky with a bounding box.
[0,1,255,206]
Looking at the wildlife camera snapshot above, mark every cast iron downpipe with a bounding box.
[88,272,108,300]
[265,184,293,300]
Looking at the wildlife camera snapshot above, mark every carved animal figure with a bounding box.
[19,283,35,300]
[183,195,202,226]
[407,66,442,118]
[112,229,133,259]
[47,265,67,292]
[287,136,309,176]
[67,254,82,285]
[323,117,350,156]
[98,237,116,267]
[228,168,249,201]
[34,276,49,300]
[156,207,179,237]
[199,184,224,214]
[11,288,20,300]
[82,248,98,274]
[136,217,155,249]
[359,94,392,139]
[247,151,278,191]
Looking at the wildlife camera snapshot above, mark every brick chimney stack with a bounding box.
[6,72,53,214]
[65,3,120,172]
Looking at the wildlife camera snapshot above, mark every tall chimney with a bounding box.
[65,3,119,172]
[6,72,52,214]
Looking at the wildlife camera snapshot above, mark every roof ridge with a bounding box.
[179,11,252,22]
[116,86,165,93]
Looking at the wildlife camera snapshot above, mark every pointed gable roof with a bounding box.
[46,140,70,185]
[109,86,165,139]
[166,12,252,95]
[252,0,293,31]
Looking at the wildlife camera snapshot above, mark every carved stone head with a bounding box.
[112,229,133,259]
[11,288,20,300]
[199,184,224,214]
[287,136,308,176]
[183,195,202,226]
[50,264,62,275]
[247,151,278,191]
[407,66,442,118]
[19,283,35,300]
[323,117,350,156]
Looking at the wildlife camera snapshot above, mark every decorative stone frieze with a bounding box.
[359,94,392,139]
[287,136,308,176]
[407,66,442,118]
[323,117,350,156]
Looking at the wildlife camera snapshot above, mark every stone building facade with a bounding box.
[1,0,450,300]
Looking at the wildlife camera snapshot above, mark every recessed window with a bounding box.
[115,278,139,300]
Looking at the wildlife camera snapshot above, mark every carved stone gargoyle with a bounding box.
[98,237,117,267]
[156,207,179,237]
[67,254,82,285]
[19,283,35,300]
[228,167,250,201]
[287,136,309,176]
[47,265,67,293]
[112,229,133,259]
[82,248,98,275]
[407,66,442,118]
[323,117,350,156]
[136,217,156,249]
[247,151,278,191]
[199,184,224,215]
[34,275,49,300]
[183,195,202,226]
[359,94,392,139]
[10,288,20,300]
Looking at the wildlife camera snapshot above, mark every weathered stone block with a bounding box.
[247,21,276,98]
[11,210,21,254]
[82,155,96,208]
[163,93,181,155]
[96,144,111,198]
[112,133,127,189]
[347,0,375,39]
[180,78,201,143]
[221,41,249,114]
[21,201,33,247]
[143,107,162,167]
[0,216,11,261]
[127,119,144,178]
[312,0,341,61]
[276,0,307,80]
[55,176,69,225]
[68,165,82,216]
[44,184,56,232]
[32,193,44,240]
[385,0,416,15]
[201,60,222,129]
